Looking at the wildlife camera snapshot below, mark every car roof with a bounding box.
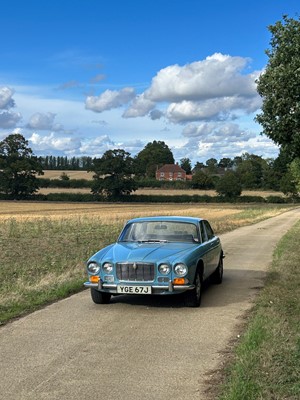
[126,216,203,224]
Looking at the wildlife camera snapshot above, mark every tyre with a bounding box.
[184,269,202,307]
[91,288,111,304]
[211,255,223,284]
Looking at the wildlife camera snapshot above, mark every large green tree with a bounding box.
[0,134,43,199]
[135,140,174,177]
[191,170,214,189]
[235,153,266,189]
[255,15,300,158]
[215,171,242,199]
[90,149,137,198]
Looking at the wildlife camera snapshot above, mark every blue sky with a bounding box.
[0,0,299,165]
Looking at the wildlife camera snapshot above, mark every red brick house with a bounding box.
[156,164,187,181]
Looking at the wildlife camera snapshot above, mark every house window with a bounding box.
[160,172,164,177]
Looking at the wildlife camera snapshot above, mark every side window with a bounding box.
[203,220,214,240]
[199,221,207,243]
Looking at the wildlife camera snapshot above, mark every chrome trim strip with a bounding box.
[152,285,195,291]
[84,282,117,289]
[84,282,195,291]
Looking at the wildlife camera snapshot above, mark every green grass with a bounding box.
[218,220,300,400]
[0,217,122,324]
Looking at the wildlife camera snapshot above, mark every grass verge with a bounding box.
[217,220,300,400]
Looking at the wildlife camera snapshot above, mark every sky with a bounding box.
[0,0,299,166]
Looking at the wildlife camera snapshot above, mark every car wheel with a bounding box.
[184,269,202,307]
[211,255,223,284]
[91,288,111,304]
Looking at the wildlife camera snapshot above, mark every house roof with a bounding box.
[156,164,186,173]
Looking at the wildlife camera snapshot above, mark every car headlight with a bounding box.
[102,262,113,273]
[158,263,171,275]
[174,263,188,277]
[87,262,100,275]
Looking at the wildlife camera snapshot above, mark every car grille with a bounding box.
[116,262,155,281]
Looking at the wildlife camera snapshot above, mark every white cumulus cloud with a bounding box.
[183,121,255,141]
[0,87,16,109]
[123,94,155,118]
[144,53,259,102]
[0,111,22,128]
[29,132,81,152]
[85,87,136,113]
[0,87,21,128]
[167,96,262,124]
[79,135,116,156]
[123,53,262,128]
[26,112,63,131]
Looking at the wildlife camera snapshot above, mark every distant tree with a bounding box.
[193,161,206,172]
[191,171,214,189]
[218,157,233,169]
[280,170,298,197]
[81,156,93,170]
[289,158,300,194]
[260,158,280,190]
[205,158,218,174]
[180,158,192,174]
[90,149,137,198]
[255,15,300,158]
[232,156,243,168]
[0,134,43,199]
[215,171,242,198]
[135,140,174,177]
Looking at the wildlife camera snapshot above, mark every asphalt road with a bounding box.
[1,208,299,400]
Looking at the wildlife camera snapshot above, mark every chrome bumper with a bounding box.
[84,280,195,293]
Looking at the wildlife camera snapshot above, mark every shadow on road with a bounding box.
[97,268,268,309]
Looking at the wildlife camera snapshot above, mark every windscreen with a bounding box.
[119,221,198,243]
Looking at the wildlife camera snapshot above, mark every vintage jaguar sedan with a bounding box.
[84,216,224,307]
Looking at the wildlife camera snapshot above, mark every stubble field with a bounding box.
[0,201,294,324]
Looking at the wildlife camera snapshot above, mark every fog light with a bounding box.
[158,277,169,283]
[104,275,114,282]
[173,278,186,285]
[90,276,100,283]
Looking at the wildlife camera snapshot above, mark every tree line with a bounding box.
[0,132,298,200]
[39,155,94,170]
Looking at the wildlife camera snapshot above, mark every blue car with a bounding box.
[84,216,224,307]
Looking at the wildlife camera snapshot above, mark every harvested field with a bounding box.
[0,200,292,231]
[0,201,239,222]
[42,170,93,180]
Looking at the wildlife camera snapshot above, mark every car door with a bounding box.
[199,221,213,279]
[202,220,220,277]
